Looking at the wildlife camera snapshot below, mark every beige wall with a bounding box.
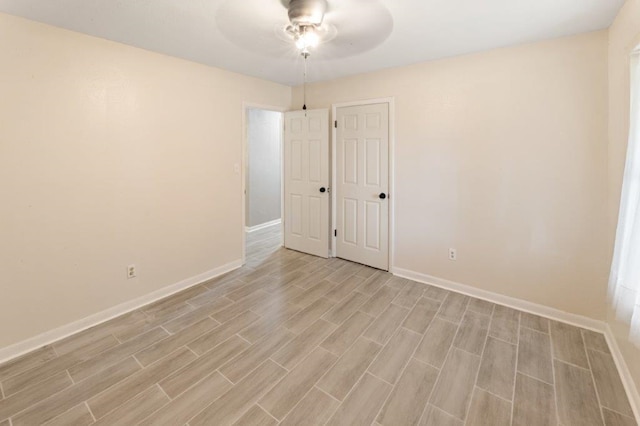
[294,31,609,319]
[0,13,291,349]
[607,0,640,395]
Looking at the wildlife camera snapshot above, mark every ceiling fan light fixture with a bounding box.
[295,27,320,51]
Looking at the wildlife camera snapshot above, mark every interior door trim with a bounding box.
[331,97,395,272]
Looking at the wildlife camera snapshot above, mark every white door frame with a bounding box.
[331,97,396,272]
[241,102,287,265]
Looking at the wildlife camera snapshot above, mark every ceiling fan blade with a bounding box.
[215,0,293,56]
[315,0,393,58]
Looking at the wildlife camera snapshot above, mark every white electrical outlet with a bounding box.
[448,248,457,261]
[127,264,137,279]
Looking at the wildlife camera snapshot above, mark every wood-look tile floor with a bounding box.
[0,226,637,425]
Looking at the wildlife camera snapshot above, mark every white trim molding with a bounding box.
[0,259,242,365]
[245,218,282,233]
[393,268,604,331]
[604,324,640,421]
[393,267,640,422]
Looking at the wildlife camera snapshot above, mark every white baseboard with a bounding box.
[0,259,243,365]
[245,219,281,233]
[393,267,640,423]
[604,324,640,421]
[393,268,604,331]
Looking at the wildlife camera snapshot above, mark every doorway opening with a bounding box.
[242,105,285,264]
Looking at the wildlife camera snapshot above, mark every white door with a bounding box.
[335,103,389,270]
[284,109,330,258]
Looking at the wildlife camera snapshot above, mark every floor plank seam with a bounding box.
[510,312,520,425]
[411,356,442,372]
[436,315,462,327]
[177,383,228,426]
[325,370,370,421]
[583,332,607,426]
[217,369,235,387]
[366,370,396,387]
[84,401,96,422]
[256,401,281,423]
[476,384,513,404]
[159,325,173,336]
[586,345,612,356]
[49,345,60,358]
[467,300,492,423]
[315,385,342,403]
[520,324,549,335]
[234,333,252,345]
[376,313,435,426]
[453,345,484,359]
[488,332,517,347]
[44,404,81,426]
[268,357,290,372]
[326,311,391,381]
[131,354,145,370]
[549,319,562,426]
[154,382,172,401]
[553,357,593,372]
[64,370,75,385]
[426,295,466,422]
[608,406,638,418]
[400,326,423,336]
[362,335,389,348]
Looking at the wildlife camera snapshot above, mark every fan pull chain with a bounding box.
[302,51,309,112]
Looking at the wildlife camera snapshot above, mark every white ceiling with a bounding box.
[0,0,624,86]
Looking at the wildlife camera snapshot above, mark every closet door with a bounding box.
[335,103,389,270]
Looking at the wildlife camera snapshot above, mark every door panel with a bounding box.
[336,103,389,270]
[291,140,303,180]
[343,198,358,245]
[365,138,381,185]
[344,139,358,184]
[284,109,330,258]
[290,194,303,236]
[365,201,381,250]
[309,139,322,182]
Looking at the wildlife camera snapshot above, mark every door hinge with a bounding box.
[334,229,337,237]
[334,120,337,128]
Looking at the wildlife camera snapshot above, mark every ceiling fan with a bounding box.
[215,0,392,60]
[283,0,331,55]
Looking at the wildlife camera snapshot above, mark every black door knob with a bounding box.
[319,187,326,193]
[379,193,387,199]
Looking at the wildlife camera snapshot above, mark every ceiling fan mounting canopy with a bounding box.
[287,0,328,27]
